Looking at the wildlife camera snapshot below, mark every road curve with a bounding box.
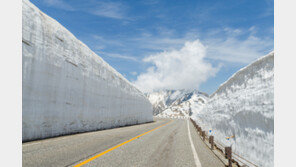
[23,118,224,167]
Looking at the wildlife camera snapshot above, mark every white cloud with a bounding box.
[206,35,273,63]
[223,27,242,36]
[92,35,124,47]
[128,27,273,65]
[130,72,138,75]
[43,1,129,20]
[43,0,74,11]
[141,0,159,5]
[90,2,128,19]
[133,40,219,92]
[130,32,190,51]
[85,26,272,93]
[98,52,138,62]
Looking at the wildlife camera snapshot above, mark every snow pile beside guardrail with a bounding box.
[192,52,274,167]
[22,0,153,141]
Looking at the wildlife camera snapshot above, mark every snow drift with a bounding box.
[22,0,152,141]
[192,52,274,167]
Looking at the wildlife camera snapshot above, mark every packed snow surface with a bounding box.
[22,0,152,141]
[192,52,274,167]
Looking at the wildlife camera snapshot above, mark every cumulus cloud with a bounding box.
[133,40,219,92]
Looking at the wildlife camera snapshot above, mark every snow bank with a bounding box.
[192,52,274,167]
[22,0,152,141]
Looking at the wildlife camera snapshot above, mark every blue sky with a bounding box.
[30,0,274,94]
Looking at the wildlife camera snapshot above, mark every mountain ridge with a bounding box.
[146,89,208,117]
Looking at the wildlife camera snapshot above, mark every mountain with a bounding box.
[146,90,208,117]
[192,52,274,167]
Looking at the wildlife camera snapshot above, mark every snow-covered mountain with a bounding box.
[146,90,208,117]
[192,52,274,167]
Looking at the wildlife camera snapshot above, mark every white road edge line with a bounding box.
[187,119,202,167]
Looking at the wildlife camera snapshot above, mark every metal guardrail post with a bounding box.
[225,146,232,167]
[209,136,214,150]
[202,131,205,141]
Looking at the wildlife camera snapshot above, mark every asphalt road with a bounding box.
[23,118,225,167]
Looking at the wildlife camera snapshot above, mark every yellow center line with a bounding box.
[74,120,173,167]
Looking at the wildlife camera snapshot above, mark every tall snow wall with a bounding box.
[192,52,274,167]
[22,0,153,142]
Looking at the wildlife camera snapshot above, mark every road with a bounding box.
[23,118,225,167]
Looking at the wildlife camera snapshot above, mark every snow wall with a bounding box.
[22,0,153,142]
[192,52,274,167]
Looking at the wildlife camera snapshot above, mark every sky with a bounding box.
[29,0,274,94]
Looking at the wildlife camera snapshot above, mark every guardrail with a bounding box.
[189,118,258,167]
